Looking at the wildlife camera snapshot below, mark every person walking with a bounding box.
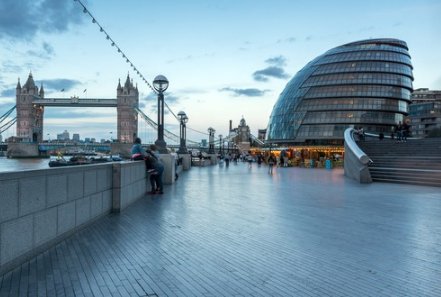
[402,121,410,142]
[247,154,253,168]
[268,154,276,174]
[224,153,230,167]
[396,121,403,142]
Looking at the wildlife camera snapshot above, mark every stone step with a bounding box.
[370,164,441,170]
[369,155,441,159]
[358,138,441,187]
[369,168,441,185]
[371,177,441,187]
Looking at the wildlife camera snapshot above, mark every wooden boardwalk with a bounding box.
[1,163,441,296]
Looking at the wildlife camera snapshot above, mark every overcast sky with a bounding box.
[0,0,440,143]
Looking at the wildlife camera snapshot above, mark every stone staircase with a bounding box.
[357,138,441,187]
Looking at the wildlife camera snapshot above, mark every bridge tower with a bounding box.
[15,73,44,142]
[116,74,139,143]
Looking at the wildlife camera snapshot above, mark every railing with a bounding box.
[343,128,372,183]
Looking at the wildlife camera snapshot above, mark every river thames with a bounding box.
[0,157,51,172]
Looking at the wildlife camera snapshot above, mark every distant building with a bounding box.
[117,74,139,143]
[85,137,91,143]
[258,129,266,141]
[72,133,80,142]
[57,130,70,141]
[230,117,251,151]
[409,88,441,137]
[15,73,45,142]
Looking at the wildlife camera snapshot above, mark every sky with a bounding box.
[0,0,440,144]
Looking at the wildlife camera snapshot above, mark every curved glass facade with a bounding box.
[267,38,413,144]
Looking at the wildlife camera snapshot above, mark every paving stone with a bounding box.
[1,164,441,296]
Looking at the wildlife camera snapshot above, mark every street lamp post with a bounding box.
[177,111,188,154]
[219,134,223,155]
[208,127,215,154]
[153,75,169,153]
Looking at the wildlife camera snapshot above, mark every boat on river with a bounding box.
[48,154,123,167]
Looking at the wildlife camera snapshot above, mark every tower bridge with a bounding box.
[6,73,142,157]
[15,72,139,145]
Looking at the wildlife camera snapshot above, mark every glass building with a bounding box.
[409,88,441,137]
[266,38,414,145]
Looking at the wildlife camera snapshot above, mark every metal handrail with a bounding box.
[344,128,372,164]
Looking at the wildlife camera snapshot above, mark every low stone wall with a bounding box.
[0,161,146,275]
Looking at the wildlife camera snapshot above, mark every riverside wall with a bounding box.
[0,160,146,275]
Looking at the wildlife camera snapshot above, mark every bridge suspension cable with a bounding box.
[135,107,199,145]
[0,117,17,134]
[0,105,16,124]
[186,126,209,136]
[249,134,265,146]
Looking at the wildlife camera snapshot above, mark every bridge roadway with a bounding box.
[32,98,117,107]
[1,164,441,296]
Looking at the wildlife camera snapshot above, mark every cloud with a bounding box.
[220,87,269,97]
[253,66,290,82]
[142,92,180,115]
[175,88,208,95]
[143,92,180,104]
[0,97,15,107]
[42,79,82,92]
[2,60,23,73]
[277,37,296,43]
[265,56,287,67]
[0,0,84,41]
[165,94,180,104]
[26,42,56,59]
[0,88,15,97]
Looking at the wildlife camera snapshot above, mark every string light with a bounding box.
[73,0,198,134]
[73,0,156,93]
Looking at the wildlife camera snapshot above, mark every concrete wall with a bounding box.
[0,160,146,275]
